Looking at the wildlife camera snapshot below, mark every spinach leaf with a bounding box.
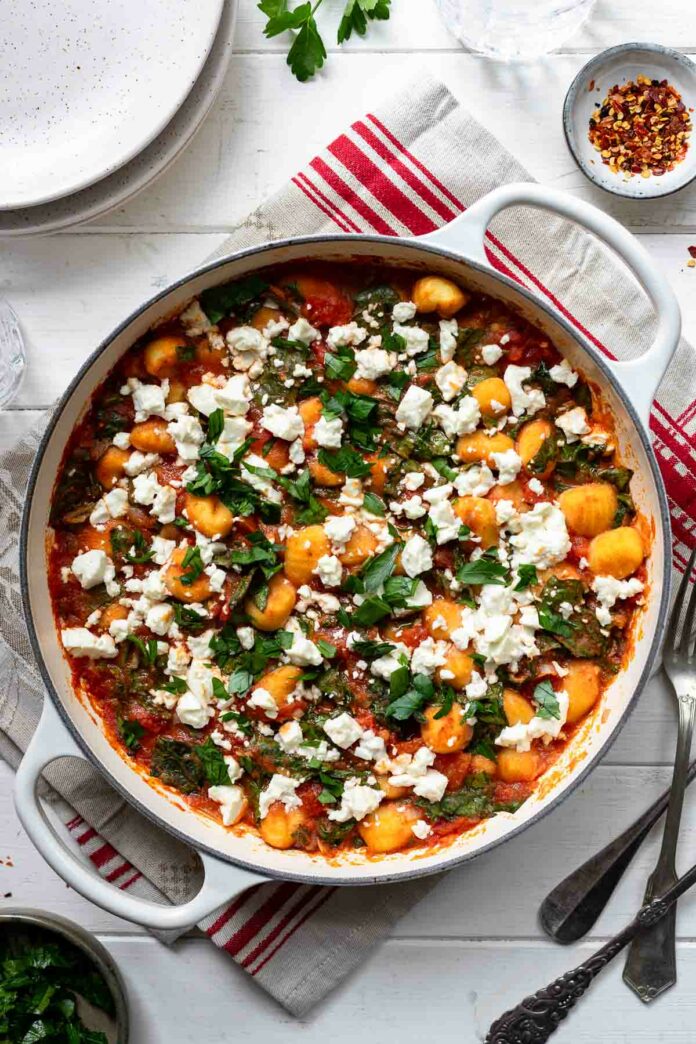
[200,275,268,324]
[385,673,434,722]
[317,445,372,479]
[117,718,145,752]
[533,679,560,720]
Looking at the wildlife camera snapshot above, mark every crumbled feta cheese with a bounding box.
[313,414,344,449]
[527,477,544,495]
[410,637,448,676]
[392,300,417,322]
[433,396,481,437]
[258,774,303,820]
[354,347,396,380]
[89,487,129,526]
[168,414,205,462]
[288,316,320,345]
[393,322,429,357]
[71,550,118,596]
[396,385,434,429]
[314,554,343,588]
[285,630,324,667]
[556,406,591,443]
[428,499,461,545]
[176,689,212,729]
[491,448,523,485]
[324,514,357,548]
[248,687,278,719]
[261,404,304,441]
[326,322,367,349]
[388,747,448,802]
[503,365,545,418]
[453,463,496,497]
[180,299,213,335]
[481,343,503,365]
[242,453,282,503]
[401,471,425,492]
[145,602,174,636]
[123,451,159,477]
[236,626,256,650]
[339,478,363,508]
[592,575,644,626]
[61,628,118,659]
[112,431,131,450]
[412,819,433,840]
[549,359,578,387]
[327,777,383,823]
[435,360,467,402]
[353,730,387,762]
[131,381,168,422]
[208,785,246,826]
[215,375,252,415]
[509,503,571,568]
[439,318,458,362]
[187,383,220,417]
[324,712,363,749]
[226,326,268,374]
[401,534,434,577]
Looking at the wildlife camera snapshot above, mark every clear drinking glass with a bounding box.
[0,299,26,407]
[435,0,596,60]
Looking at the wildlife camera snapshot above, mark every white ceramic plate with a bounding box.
[0,0,224,209]
[0,2,236,237]
[563,43,696,199]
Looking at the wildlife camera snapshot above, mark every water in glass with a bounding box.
[435,0,596,60]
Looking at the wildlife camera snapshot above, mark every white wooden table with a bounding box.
[2,2,696,1040]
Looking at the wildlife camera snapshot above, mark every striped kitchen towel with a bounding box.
[0,73,694,1017]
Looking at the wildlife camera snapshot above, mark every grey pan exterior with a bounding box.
[19,233,673,889]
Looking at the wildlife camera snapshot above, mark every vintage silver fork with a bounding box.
[623,547,696,1002]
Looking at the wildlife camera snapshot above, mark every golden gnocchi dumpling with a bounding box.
[558,482,618,537]
[452,495,499,549]
[562,661,601,724]
[284,525,331,585]
[244,574,297,632]
[423,599,463,639]
[184,493,235,539]
[164,546,214,602]
[358,801,420,853]
[143,334,187,378]
[299,397,324,450]
[253,666,304,717]
[435,647,474,690]
[503,688,535,726]
[130,419,176,455]
[412,276,468,318]
[421,703,473,754]
[308,459,344,487]
[456,431,514,466]
[496,749,541,783]
[338,525,378,568]
[472,377,512,418]
[588,527,644,579]
[95,447,129,489]
[515,418,554,474]
[260,805,309,850]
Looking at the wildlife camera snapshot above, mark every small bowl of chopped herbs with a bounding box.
[563,43,696,198]
[0,908,129,1042]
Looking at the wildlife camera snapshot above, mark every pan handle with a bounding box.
[15,698,266,930]
[422,182,681,428]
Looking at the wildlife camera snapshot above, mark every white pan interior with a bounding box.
[23,237,669,885]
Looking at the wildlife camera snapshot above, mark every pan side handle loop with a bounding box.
[420,182,681,429]
[15,698,266,930]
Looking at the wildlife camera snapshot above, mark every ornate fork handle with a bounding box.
[485,896,678,1044]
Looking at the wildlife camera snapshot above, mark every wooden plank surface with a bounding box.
[2,2,695,1039]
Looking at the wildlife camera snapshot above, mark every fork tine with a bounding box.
[679,548,696,658]
[666,547,696,654]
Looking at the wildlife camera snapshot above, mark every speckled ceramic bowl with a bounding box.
[563,43,696,199]
[0,908,129,1042]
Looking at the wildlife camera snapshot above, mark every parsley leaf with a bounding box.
[324,344,357,382]
[229,531,282,579]
[349,638,395,661]
[200,275,268,324]
[126,634,159,666]
[533,679,561,720]
[386,673,434,722]
[317,445,372,478]
[278,467,327,524]
[514,564,538,591]
[363,491,386,516]
[180,545,205,586]
[196,738,232,785]
[338,0,391,43]
[207,408,225,444]
[456,551,509,586]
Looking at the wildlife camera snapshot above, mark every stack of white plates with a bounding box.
[0,0,236,236]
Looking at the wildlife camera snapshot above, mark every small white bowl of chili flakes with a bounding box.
[563,43,696,199]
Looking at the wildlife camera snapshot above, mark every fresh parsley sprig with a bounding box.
[259,0,392,83]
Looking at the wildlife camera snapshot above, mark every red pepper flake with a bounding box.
[588,74,692,178]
